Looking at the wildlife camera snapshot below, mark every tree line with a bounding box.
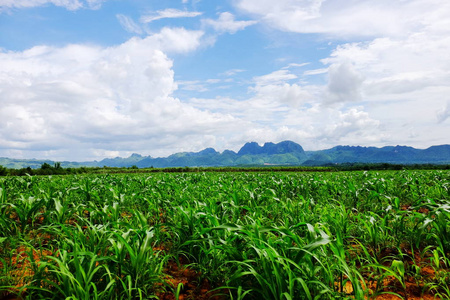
[1,162,449,176]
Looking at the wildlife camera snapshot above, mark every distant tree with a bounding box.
[41,163,52,170]
[0,165,7,176]
[26,167,33,175]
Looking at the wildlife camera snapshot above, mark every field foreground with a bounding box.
[0,170,449,299]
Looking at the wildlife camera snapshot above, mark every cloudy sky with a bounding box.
[1,0,449,161]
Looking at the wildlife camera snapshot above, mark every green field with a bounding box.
[1,170,449,299]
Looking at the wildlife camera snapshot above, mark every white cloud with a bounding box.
[177,80,208,92]
[249,69,314,108]
[0,27,243,160]
[252,83,313,108]
[315,31,450,145]
[325,62,364,103]
[253,70,297,86]
[202,12,257,34]
[116,14,143,35]
[221,69,245,76]
[322,35,450,96]
[84,0,104,9]
[140,8,202,23]
[323,108,380,141]
[282,62,310,69]
[152,27,204,53]
[303,68,327,76]
[0,0,105,11]
[235,0,448,38]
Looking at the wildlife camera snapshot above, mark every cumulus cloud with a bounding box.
[245,69,314,108]
[202,12,257,34]
[323,34,450,96]
[140,8,202,23]
[152,27,204,53]
[324,108,380,140]
[0,28,243,160]
[325,62,364,103]
[317,31,450,141]
[0,0,105,11]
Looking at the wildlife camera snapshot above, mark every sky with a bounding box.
[0,0,449,161]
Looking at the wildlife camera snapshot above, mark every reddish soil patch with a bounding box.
[400,205,431,217]
[10,246,52,284]
[0,246,53,300]
[337,277,439,300]
[341,244,447,300]
[156,256,227,300]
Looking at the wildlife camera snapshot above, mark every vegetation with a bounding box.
[0,164,333,176]
[1,162,449,177]
[0,170,449,299]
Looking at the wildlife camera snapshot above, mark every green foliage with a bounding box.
[0,166,7,176]
[0,170,448,299]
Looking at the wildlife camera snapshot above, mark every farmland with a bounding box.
[0,170,449,299]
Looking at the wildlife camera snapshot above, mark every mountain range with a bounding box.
[1,141,450,169]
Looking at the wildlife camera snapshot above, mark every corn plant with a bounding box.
[44,249,116,300]
[0,170,449,299]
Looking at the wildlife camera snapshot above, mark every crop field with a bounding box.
[0,170,449,299]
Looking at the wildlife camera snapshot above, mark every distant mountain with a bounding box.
[312,145,450,164]
[98,153,146,167]
[1,141,449,169]
[238,141,305,155]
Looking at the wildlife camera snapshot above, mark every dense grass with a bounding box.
[0,170,449,299]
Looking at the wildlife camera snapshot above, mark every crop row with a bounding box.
[0,170,449,299]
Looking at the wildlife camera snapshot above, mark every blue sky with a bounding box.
[1,0,449,160]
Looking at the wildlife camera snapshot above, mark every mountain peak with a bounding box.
[238,142,263,155]
[198,148,218,155]
[238,140,304,156]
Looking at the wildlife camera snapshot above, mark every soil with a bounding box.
[0,246,52,300]
[154,251,227,300]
